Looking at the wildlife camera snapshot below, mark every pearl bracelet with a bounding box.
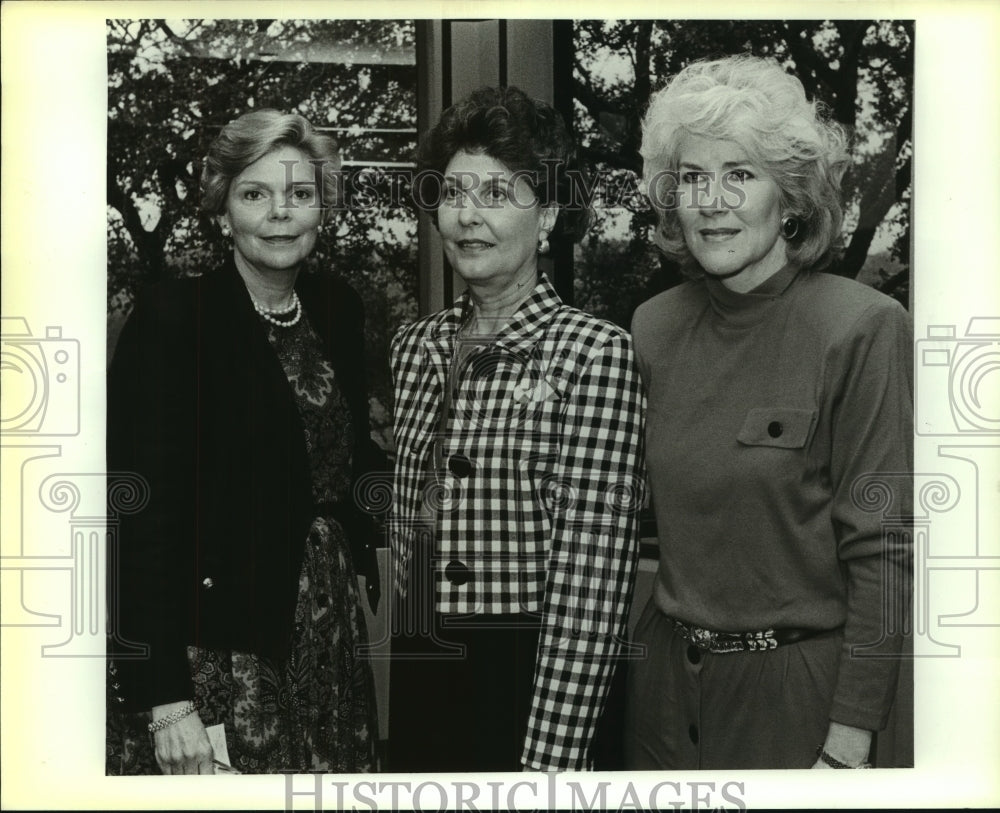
[147,701,197,734]
[816,745,872,769]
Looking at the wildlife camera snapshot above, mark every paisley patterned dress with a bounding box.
[107,311,377,774]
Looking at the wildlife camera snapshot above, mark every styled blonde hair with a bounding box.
[201,109,341,216]
[640,55,849,275]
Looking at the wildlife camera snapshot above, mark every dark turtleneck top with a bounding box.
[631,264,913,730]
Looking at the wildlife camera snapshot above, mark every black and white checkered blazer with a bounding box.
[389,274,645,770]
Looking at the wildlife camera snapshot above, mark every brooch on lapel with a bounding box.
[513,374,562,405]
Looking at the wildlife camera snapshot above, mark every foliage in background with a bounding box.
[107,19,419,446]
[571,20,914,328]
[108,19,916,434]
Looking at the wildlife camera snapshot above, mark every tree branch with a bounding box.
[573,84,626,144]
[784,21,838,91]
[826,20,871,126]
[153,20,200,57]
[573,57,627,119]
[107,154,167,282]
[838,155,899,279]
[579,143,641,175]
[894,152,912,204]
[877,267,908,297]
[632,21,653,114]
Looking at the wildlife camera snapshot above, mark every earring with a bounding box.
[538,231,550,255]
[220,224,231,237]
[780,216,800,241]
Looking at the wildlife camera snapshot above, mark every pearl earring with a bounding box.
[538,231,550,255]
[221,224,231,237]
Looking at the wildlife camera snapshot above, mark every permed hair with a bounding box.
[640,55,849,275]
[201,109,341,216]
[415,86,592,241]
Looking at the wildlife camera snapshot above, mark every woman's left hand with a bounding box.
[812,721,873,768]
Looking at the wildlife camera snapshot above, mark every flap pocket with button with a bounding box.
[737,407,817,449]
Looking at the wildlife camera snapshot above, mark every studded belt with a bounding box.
[666,615,823,654]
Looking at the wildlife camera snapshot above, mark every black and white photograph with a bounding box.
[1,2,998,810]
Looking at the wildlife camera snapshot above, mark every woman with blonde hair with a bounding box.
[626,55,912,770]
[107,110,379,774]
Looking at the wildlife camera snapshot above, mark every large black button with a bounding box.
[686,645,702,665]
[767,421,783,438]
[689,724,699,744]
[448,454,473,478]
[444,560,471,585]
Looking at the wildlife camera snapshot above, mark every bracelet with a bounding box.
[816,745,872,769]
[147,702,197,734]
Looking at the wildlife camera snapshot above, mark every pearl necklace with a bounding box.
[251,291,302,328]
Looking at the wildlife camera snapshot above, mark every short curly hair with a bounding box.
[415,86,591,241]
[201,109,341,216]
[640,55,849,275]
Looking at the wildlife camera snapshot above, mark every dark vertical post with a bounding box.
[552,20,575,305]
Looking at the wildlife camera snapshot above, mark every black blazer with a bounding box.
[107,259,382,711]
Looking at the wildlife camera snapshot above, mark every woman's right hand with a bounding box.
[151,700,214,775]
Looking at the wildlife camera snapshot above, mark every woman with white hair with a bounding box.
[625,55,912,770]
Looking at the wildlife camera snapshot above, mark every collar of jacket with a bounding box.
[428,272,563,354]
[414,274,564,396]
[213,254,369,437]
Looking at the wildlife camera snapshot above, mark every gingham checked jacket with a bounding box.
[389,274,645,771]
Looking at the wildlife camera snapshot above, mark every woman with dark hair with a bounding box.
[106,109,379,774]
[626,55,913,770]
[389,86,645,772]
